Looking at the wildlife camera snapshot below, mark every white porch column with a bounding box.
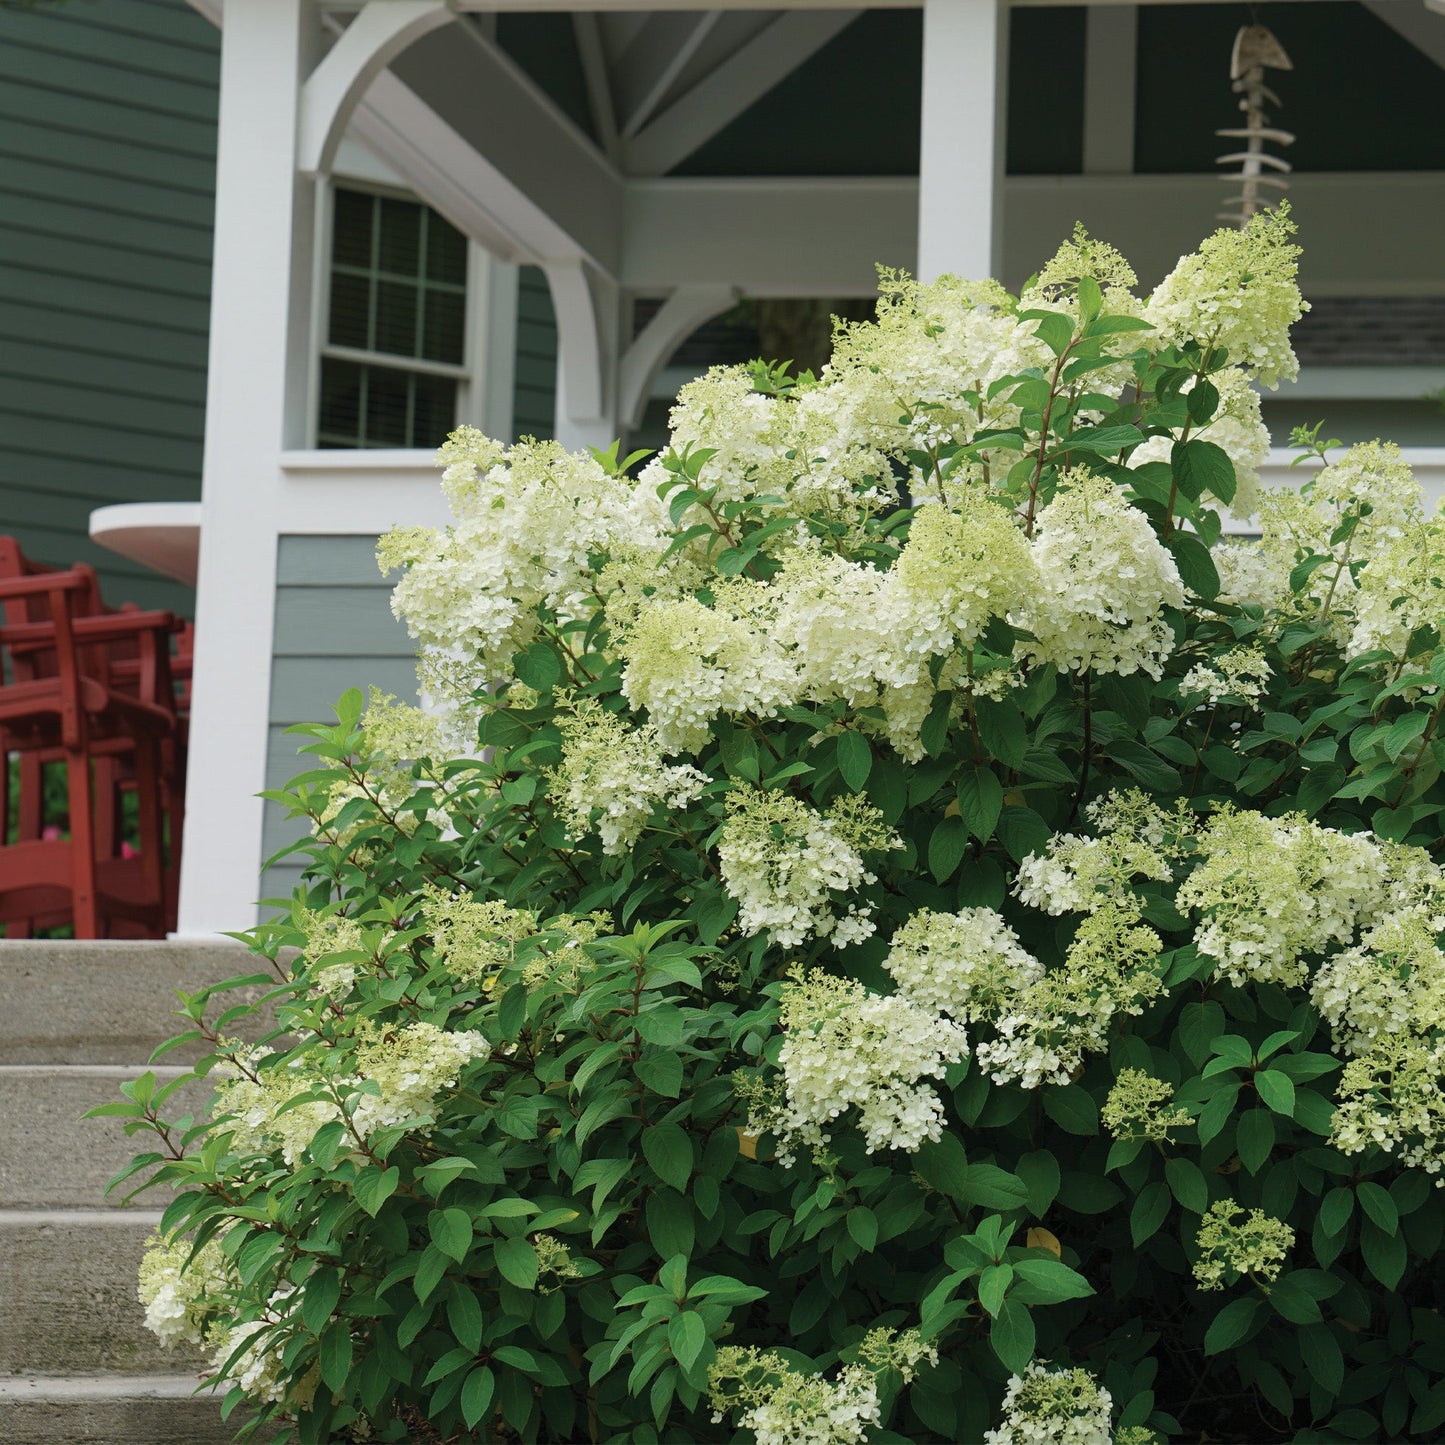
[176,0,318,937]
[917,0,1008,282]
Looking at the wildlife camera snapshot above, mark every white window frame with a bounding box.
[308,170,474,449]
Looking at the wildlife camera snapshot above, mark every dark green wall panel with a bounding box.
[0,0,218,617]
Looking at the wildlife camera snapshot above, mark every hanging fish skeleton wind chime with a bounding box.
[1216,22,1294,227]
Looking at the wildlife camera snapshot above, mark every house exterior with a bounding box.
[2,0,1444,934]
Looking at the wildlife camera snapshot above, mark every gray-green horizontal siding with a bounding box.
[261,535,420,905]
[0,0,217,620]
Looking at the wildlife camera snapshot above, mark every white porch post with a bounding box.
[176,0,318,937]
[917,0,1008,283]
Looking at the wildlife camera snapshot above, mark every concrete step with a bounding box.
[0,1374,236,1444]
[0,1065,215,1209]
[0,1210,207,1376]
[0,939,283,1064]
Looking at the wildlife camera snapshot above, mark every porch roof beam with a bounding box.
[623,9,857,176]
[382,21,623,271]
[348,71,611,269]
[1362,0,1445,72]
[620,172,1445,297]
[613,10,723,139]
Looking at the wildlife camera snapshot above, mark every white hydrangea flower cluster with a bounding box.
[214,1022,490,1166]
[1214,537,1290,613]
[1180,644,1272,708]
[1248,441,1430,657]
[1015,790,1183,915]
[983,1362,1114,1445]
[1332,1035,1445,1176]
[549,698,708,853]
[819,270,1052,497]
[209,1285,316,1408]
[717,788,899,948]
[976,903,1164,1089]
[774,968,969,1159]
[380,428,667,706]
[1101,1070,1193,1142]
[1311,906,1445,1055]
[138,1233,233,1349]
[617,589,795,755]
[708,1331,936,1445]
[421,889,539,988]
[297,908,366,998]
[217,1319,289,1405]
[1014,470,1185,678]
[883,906,1044,1021]
[1144,206,1306,388]
[1192,1201,1294,1289]
[1177,809,1392,987]
[618,496,1033,763]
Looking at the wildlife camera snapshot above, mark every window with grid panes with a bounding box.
[317,187,468,449]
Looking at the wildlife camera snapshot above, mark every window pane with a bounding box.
[328,272,371,350]
[377,197,421,275]
[364,365,411,446]
[332,188,373,268]
[421,288,465,365]
[411,373,458,448]
[317,357,364,447]
[375,280,419,358]
[425,214,467,286]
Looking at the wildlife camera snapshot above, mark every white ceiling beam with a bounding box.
[384,21,623,271]
[297,0,455,176]
[1362,0,1445,70]
[348,69,607,268]
[615,11,723,139]
[573,13,621,165]
[623,9,857,176]
[1082,5,1137,175]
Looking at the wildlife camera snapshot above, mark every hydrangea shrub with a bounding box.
[104,207,1445,1444]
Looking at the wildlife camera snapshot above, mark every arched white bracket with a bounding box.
[546,260,611,430]
[298,0,456,177]
[619,283,738,431]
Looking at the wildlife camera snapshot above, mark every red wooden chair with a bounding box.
[0,568,178,938]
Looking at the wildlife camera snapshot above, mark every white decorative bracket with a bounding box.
[298,0,456,177]
[547,260,608,425]
[619,283,738,431]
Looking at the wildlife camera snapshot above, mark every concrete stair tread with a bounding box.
[0,939,283,1064]
[0,1372,218,1399]
[0,1064,216,1207]
[0,941,290,1439]
[0,1371,240,1444]
[0,1208,210,1376]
